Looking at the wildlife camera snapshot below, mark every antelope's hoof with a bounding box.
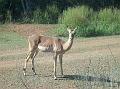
[23,68,26,71]
[54,76,57,80]
[23,68,26,76]
[34,72,37,75]
[23,71,26,76]
[24,73,26,76]
[32,68,37,75]
[32,67,34,70]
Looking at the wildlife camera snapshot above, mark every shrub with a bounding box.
[95,8,120,36]
[57,6,94,37]
[59,6,93,27]
[20,16,32,24]
[32,9,44,24]
[32,5,60,24]
[56,6,120,37]
[5,10,12,23]
[45,4,60,24]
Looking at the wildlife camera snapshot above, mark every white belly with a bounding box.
[38,45,53,52]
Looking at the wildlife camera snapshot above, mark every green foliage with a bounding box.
[57,6,120,37]
[5,10,12,23]
[45,4,60,24]
[0,0,120,23]
[19,16,32,24]
[98,8,120,24]
[30,5,60,24]
[57,6,95,37]
[54,24,68,37]
[95,8,120,36]
[59,6,93,27]
[32,9,44,23]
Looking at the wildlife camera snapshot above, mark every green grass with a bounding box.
[0,31,27,50]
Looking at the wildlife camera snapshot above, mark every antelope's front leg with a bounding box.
[53,53,57,80]
[59,54,64,77]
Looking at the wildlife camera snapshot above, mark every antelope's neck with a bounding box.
[63,35,74,52]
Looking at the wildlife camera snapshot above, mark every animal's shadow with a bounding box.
[24,73,120,86]
[58,75,120,85]
[61,75,111,82]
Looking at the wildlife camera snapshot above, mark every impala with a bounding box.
[23,27,76,79]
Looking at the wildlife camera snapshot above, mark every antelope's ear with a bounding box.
[67,27,71,32]
[73,27,77,31]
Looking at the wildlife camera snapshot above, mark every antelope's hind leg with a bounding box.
[32,49,39,75]
[23,51,35,76]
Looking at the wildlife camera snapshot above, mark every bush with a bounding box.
[95,8,120,36]
[45,4,60,24]
[33,9,44,24]
[5,10,12,23]
[32,5,60,24]
[57,6,95,37]
[59,6,93,27]
[56,6,120,37]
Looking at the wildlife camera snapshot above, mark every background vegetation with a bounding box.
[57,6,120,37]
[0,0,120,24]
[0,0,120,37]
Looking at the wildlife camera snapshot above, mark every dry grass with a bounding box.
[0,24,57,37]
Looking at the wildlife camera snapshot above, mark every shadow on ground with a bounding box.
[57,75,120,86]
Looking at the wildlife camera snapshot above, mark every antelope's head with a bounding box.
[67,27,77,39]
